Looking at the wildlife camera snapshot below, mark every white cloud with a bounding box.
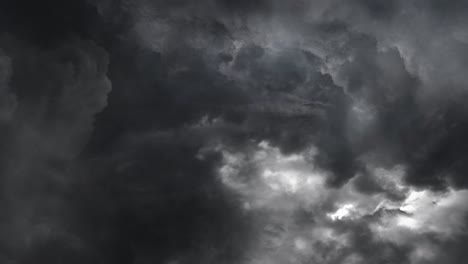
[213,140,468,263]
[328,204,356,221]
[370,188,468,247]
[217,140,327,210]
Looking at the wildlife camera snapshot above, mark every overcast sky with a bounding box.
[1,0,468,263]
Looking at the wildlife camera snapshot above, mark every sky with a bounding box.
[0,0,468,263]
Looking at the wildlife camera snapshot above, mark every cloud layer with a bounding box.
[1,0,468,263]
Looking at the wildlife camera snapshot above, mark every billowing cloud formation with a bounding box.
[1,0,468,263]
[213,140,468,263]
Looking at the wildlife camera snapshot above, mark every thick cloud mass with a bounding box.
[1,0,468,263]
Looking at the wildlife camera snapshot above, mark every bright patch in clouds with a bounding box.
[217,141,327,209]
[213,140,468,263]
[382,188,468,237]
[396,215,420,229]
[328,204,356,221]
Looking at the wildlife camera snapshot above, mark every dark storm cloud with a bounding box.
[96,130,254,263]
[0,0,98,46]
[0,50,16,125]
[0,36,111,263]
[328,13,468,190]
[2,0,468,263]
[3,1,261,263]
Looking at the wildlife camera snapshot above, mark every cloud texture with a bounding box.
[1,0,468,263]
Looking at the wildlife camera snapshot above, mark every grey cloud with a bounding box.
[3,0,468,263]
[0,37,111,263]
[85,1,468,262]
[0,51,16,125]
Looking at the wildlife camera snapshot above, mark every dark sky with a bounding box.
[1,0,468,263]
